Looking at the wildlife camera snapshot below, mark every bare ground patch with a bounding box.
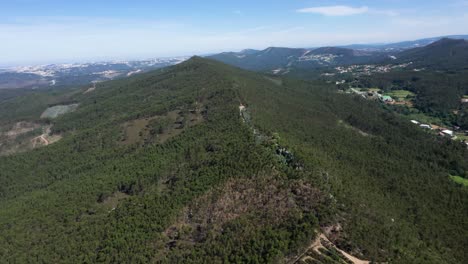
[40,104,79,119]
[0,122,61,156]
[292,232,370,264]
[2,121,41,137]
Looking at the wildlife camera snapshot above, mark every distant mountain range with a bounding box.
[209,35,468,73]
[3,34,467,89]
[341,34,468,51]
[208,46,388,73]
[0,57,188,89]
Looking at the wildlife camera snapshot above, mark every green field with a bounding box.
[454,133,468,141]
[385,90,415,99]
[404,111,444,126]
[368,88,381,92]
[450,175,468,187]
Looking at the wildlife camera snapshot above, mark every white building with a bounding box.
[442,130,454,137]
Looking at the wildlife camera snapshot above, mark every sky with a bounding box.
[1,0,467,65]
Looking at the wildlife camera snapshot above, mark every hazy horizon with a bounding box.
[2,0,468,65]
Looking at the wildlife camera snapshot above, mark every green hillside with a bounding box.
[0,57,467,263]
[394,38,468,70]
[208,47,307,71]
[208,47,385,72]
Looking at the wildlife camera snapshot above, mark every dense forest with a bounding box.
[0,57,467,263]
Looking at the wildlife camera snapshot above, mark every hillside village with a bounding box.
[318,61,415,80]
[342,85,468,148]
[331,62,413,77]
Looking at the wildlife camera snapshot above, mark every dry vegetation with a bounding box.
[0,121,61,155]
[120,104,205,145]
[161,173,327,255]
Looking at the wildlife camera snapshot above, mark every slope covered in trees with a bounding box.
[208,47,385,72]
[394,38,468,70]
[208,47,307,71]
[0,57,467,263]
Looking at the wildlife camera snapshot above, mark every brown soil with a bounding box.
[163,175,325,246]
[292,232,370,264]
[2,121,40,137]
[0,123,62,156]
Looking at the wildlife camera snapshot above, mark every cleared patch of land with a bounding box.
[384,90,415,99]
[40,103,79,119]
[0,123,61,155]
[1,121,41,137]
[30,126,62,148]
[292,231,369,264]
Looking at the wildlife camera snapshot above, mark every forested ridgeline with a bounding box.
[232,64,468,263]
[0,57,466,263]
[0,58,327,263]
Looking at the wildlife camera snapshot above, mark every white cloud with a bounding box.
[297,5,369,16]
[369,9,399,17]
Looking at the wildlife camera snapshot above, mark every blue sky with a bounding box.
[1,0,467,65]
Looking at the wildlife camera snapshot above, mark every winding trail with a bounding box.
[292,233,369,264]
[39,135,49,145]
